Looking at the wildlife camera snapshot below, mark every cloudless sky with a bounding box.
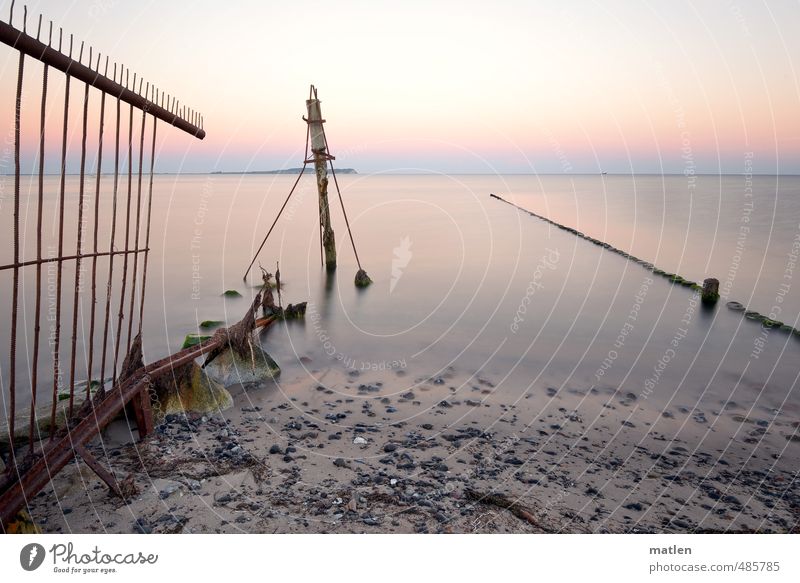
[1,0,799,174]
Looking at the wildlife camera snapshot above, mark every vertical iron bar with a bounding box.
[68,83,89,419]
[126,109,146,345]
[50,72,70,438]
[86,90,106,399]
[28,62,48,450]
[112,104,133,380]
[8,52,24,460]
[99,96,120,391]
[138,117,157,331]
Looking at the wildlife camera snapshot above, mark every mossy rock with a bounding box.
[199,320,224,330]
[354,269,373,288]
[779,325,794,333]
[204,345,281,388]
[690,284,702,291]
[744,311,761,320]
[762,318,782,328]
[153,363,232,421]
[726,301,745,312]
[680,280,696,287]
[222,289,243,298]
[182,333,211,349]
[669,275,685,284]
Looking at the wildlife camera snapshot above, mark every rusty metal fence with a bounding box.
[0,2,204,529]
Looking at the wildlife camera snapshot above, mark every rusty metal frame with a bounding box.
[0,3,205,529]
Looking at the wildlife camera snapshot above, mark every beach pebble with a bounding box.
[159,483,181,499]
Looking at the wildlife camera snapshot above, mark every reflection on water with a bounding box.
[1,174,798,421]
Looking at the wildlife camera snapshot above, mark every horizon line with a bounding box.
[4,172,800,177]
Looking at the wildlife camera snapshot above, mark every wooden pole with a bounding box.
[306,92,337,270]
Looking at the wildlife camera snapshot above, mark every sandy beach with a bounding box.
[27,361,799,534]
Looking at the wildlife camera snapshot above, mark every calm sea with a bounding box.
[1,173,799,417]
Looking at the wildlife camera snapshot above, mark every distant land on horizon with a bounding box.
[210,168,358,175]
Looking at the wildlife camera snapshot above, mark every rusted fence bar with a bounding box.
[86,84,106,402]
[0,4,205,530]
[8,49,24,461]
[28,57,47,452]
[138,119,158,333]
[67,82,90,419]
[114,102,134,369]
[0,20,205,139]
[126,109,147,349]
[99,91,122,391]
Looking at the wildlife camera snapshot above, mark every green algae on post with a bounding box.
[182,333,211,349]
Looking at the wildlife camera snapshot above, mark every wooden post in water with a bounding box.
[306,90,337,270]
[701,277,720,305]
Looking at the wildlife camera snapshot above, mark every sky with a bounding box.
[1,0,799,174]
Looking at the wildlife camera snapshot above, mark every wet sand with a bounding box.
[27,363,800,534]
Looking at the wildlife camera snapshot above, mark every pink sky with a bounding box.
[1,0,799,174]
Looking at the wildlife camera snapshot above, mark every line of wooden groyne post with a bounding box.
[489,193,800,338]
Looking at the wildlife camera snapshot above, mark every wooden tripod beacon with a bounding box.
[306,90,337,269]
[244,85,372,287]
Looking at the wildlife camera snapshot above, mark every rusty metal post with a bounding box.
[306,88,336,270]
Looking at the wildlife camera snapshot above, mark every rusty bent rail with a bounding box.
[0,20,205,138]
[0,328,261,527]
[0,3,205,529]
